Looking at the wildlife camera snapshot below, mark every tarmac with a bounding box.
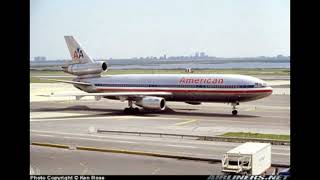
[30,145,223,175]
[30,80,290,175]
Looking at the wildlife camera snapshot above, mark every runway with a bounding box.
[30,82,290,175]
[30,145,223,175]
[31,128,290,164]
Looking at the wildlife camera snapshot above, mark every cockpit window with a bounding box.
[254,83,267,88]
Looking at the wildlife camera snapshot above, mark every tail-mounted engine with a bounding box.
[62,61,108,76]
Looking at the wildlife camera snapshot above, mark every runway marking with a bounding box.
[30,165,40,175]
[30,115,180,122]
[272,147,291,151]
[80,162,89,175]
[62,136,138,144]
[30,112,83,119]
[114,140,138,144]
[32,130,140,141]
[166,144,196,149]
[36,134,54,137]
[30,166,34,175]
[115,116,180,121]
[31,130,134,139]
[172,119,197,126]
[30,116,117,122]
[272,152,290,156]
[264,116,289,119]
[244,107,257,111]
[152,168,161,175]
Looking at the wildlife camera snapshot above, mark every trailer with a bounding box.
[221,142,271,175]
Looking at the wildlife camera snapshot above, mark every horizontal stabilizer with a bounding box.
[34,77,92,86]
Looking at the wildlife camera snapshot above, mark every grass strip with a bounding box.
[219,132,290,141]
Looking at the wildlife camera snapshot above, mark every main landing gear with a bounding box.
[123,100,139,114]
[231,101,239,115]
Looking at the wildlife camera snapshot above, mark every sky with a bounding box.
[30,0,290,60]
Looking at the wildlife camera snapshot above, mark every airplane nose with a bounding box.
[261,80,273,94]
[265,84,273,96]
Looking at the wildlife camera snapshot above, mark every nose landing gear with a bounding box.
[231,102,239,115]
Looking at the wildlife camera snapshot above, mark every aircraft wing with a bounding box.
[40,92,172,97]
[38,92,173,100]
[33,75,113,78]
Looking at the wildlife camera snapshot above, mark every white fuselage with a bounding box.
[74,74,273,103]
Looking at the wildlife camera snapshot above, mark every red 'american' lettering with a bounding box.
[179,78,224,84]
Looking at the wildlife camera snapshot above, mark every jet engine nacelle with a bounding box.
[63,61,108,76]
[135,96,166,110]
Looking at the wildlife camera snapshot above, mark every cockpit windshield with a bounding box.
[254,82,268,88]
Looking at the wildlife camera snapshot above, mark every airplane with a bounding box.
[38,36,273,115]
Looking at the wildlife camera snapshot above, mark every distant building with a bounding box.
[200,52,206,57]
[34,56,46,61]
[185,68,193,73]
[195,52,199,58]
[276,55,284,58]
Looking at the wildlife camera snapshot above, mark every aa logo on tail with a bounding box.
[73,48,84,59]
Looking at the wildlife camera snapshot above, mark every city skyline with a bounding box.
[31,52,290,61]
[31,0,290,60]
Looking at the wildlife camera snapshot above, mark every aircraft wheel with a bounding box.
[232,110,238,115]
[124,108,130,114]
[134,107,139,113]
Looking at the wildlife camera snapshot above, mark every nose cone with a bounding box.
[257,86,273,99]
[264,83,273,98]
[254,79,273,98]
[267,86,273,95]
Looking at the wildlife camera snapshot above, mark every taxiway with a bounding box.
[30,81,290,175]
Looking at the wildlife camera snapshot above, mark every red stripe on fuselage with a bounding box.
[95,88,272,94]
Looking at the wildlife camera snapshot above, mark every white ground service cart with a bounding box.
[221,142,271,175]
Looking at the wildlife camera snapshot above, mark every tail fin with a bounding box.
[64,36,94,64]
